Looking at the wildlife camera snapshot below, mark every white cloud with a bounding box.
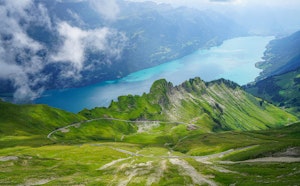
[67,9,85,26]
[1,0,128,102]
[88,0,120,20]
[0,0,49,102]
[51,22,88,71]
[126,0,300,9]
[51,21,127,78]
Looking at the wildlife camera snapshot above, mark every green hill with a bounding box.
[245,68,300,117]
[47,77,295,144]
[80,77,296,130]
[0,78,299,185]
[0,100,85,147]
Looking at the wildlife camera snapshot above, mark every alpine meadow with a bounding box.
[0,0,300,185]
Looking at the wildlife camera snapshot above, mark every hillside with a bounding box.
[43,77,292,144]
[256,30,300,81]
[0,100,85,147]
[80,78,296,129]
[1,116,299,185]
[0,77,299,185]
[245,68,300,117]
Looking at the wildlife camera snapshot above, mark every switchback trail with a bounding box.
[47,117,191,139]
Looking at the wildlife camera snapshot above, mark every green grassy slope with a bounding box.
[0,76,299,185]
[0,100,86,147]
[80,78,297,132]
[47,77,293,145]
[245,68,300,117]
[1,122,299,185]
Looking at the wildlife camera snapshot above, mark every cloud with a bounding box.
[67,9,85,26]
[0,0,128,102]
[88,0,120,20]
[127,0,300,9]
[51,21,127,79]
[0,0,50,102]
[51,22,88,72]
[210,0,234,2]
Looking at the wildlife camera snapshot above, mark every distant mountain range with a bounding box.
[245,30,300,117]
[0,0,245,101]
[255,30,300,81]
[1,29,300,184]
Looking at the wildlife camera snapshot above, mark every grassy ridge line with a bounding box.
[80,78,297,132]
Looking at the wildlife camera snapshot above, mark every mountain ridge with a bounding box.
[79,77,296,133]
[0,77,299,185]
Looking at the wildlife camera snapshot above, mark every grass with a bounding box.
[174,122,300,157]
[0,123,299,185]
[246,67,300,117]
[0,78,299,185]
[0,100,85,148]
[80,78,298,133]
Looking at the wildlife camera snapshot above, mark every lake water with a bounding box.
[35,36,274,112]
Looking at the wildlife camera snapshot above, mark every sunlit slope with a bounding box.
[246,67,300,117]
[0,100,85,147]
[80,77,297,132]
[1,123,299,185]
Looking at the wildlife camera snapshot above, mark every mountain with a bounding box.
[255,30,300,81]
[1,77,296,146]
[80,77,296,129]
[245,67,300,117]
[0,0,245,102]
[0,78,300,185]
[244,30,300,117]
[0,77,299,185]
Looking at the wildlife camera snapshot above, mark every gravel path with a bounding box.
[169,158,217,186]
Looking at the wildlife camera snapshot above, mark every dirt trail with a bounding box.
[98,157,132,170]
[169,158,217,186]
[194,145,258,164]
[220,157,300,164]
[47,117,190,139]
[146,160,167,186]
[111,147,141,156]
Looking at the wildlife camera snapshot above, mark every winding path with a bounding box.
[47,117,190,139]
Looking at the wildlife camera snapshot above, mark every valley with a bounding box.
[35,36,273,112]
[1,121,299,185]
[0,0,300,185]
[1,77,299,185]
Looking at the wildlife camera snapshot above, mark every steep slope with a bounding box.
[79,77,296,134]
[256,30,300,81]
[245,68,300,117]
[0,100,85,147]
[0,77,299,185]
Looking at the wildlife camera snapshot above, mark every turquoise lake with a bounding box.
[35,36,274,112]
